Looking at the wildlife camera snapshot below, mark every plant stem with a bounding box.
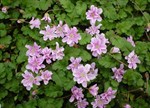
[108,53,128,67]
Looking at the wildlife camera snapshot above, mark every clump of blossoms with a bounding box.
[39,25,57,41]
[62,25,81,46]
[86,24,102,36]
[112,64,126,82]
[69,86,89,108]
[91,87,117,108]
[89,84,99,96]
[86,5,109,58]
[87,33,109,57]
[69,86,84,102]
[22,42,64,90]
[29,17,41,29]
[67,57,82,71]
[125,51,141,69]
[86,5,103,24]
[39,20,81,47]
[67,57,98,88]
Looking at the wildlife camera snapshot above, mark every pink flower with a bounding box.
[41,13,51,23]
[87,33,109,57]
[89,84,99,96]
[72,63,98,88]
[62,26,81,46]
[127,36,135,47]
[51,42,64,61]
[41,70,53,85]
[67,57,82,71]
[33,76,42,86]
[88,62,98,80]
[76,99,89,108]
[112,64,126,82]
[86,5,103,24]
[42,47,52,64]
[29,17,41,29]
[55,21,66,38]
[91,95,106,108]
[124,104,131,108]
[111,47,120,53]
[69,86,84,102]
[2,6,8,13]
[39,25,57,41]
[26,56,45,73]
[100,87,117,104]
[125,51,141,69]
[21,70,35,90]
[73,64,91,87]
[92,87,116,108]
[25,42,41,57]
[86,24,102,36]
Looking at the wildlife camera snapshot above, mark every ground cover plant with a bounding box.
[0,0,150,108]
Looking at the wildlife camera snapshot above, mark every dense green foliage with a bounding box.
[0,0,150,108]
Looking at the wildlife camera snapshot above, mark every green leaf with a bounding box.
[116,19,135,34]
[100,68,112,79]
[23,8,37,18]
[38,98,63,108]
[118,9,127,19]
[63,78,75,91]
[44,83,63,98]
[123,69,142,86]
[59,0,74,13]
[134,17,145,26]
[52,59,68,71]
[0,36,12,46]
[79,33,91,45]
[134,0,147,10]
[0,23,7,37]
[52,70,74,90]
[110,53,122,60]
[0,88,8,100]
[136,78,144,87]
[20,100,37,108]
[38,0,53,10]
[111,80,119,88]
[79,49,91,62]
[65,47,81,58]
[0,63,5,74]
[116,0,128,6]
[98,54,119,68]
[103,5,118,20]
[75,1,87,16]
[4,79,20,93]
[104,81,111,91]
[16,47,27,64]
[52,72,64,87]
[101,20,116,30]
[21,26,41,41]
[135,42,148,55]
[0,51,2,60]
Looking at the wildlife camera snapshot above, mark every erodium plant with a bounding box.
[20,4,143,108]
